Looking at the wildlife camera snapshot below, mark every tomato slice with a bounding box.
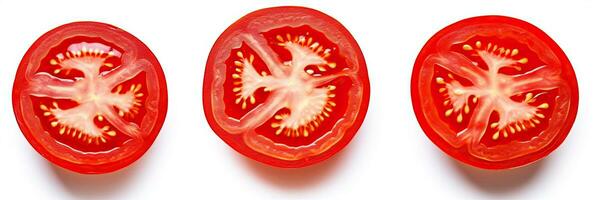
[412,16,578,169]
[13,22,168,174]
[203,6,369,167]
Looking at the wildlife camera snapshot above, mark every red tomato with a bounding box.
[13,22,168,174]
[203,6,369,168]
[412,16,578,169]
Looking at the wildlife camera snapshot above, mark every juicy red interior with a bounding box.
[431,36,557,146]
[30,36,147,152]
[262,25,349,76]
[255,77,351,147]
[31,97,131,152]
[223,42,272,119]
[111,72,148,125]
[449,36,546,74]
[479,89,557,147]
[431,68,476,133]
[221,25,352,147]
[37,36,123,81]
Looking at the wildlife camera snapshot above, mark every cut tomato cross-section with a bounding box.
[13,22,167,174]
[203,7,369,168]
[412,16,578,169]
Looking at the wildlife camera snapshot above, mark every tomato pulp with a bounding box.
[13,22,168,174]
[203,6,370,168]
[412,16,578,169]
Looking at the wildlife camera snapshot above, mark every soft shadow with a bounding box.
[240,145,351,190]
[452,158,547,195]
[49,157,143,199]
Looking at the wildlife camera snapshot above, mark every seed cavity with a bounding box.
[49,46,118,76]
[271,85,337,138]
[232,51,265,110]
[39,102,117,145]
[490,96,550,141]
[436,75,476,124]
[276,33,336,72]
[460,40,528,70]
[114,83,143,118]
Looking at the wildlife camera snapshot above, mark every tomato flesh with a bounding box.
[253,77,352,147]
[223,43,272,119]
[204,6,369,167]
[412,16,578,169]
[13,22,167,174]
[31,97,132,152]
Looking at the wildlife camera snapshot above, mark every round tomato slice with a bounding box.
[13,22,168,174]
[203,6,369,168]
[412,16,578,169]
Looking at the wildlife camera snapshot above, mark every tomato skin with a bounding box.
[411,16,578,169]
[13,22,168,174]
[203,6,369,168]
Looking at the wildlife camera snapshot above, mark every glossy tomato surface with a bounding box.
[13,22,168,174]
[203,6,369,168]
[412,16,578,169]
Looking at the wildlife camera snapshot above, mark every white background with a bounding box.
[0,0,593,199]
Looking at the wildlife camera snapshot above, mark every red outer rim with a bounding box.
[203,6,370,168]
[13,21,168,174]
[411,15,578,170]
